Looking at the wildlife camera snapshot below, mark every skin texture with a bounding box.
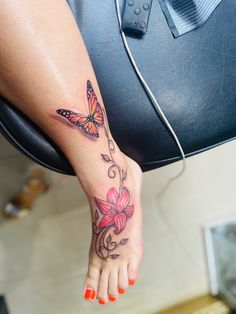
[0,0,143,304]
[56,80,134,261]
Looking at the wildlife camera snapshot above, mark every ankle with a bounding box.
[74,151,129,197]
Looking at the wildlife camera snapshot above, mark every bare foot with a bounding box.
[83,155,143,304]
[55,80,143,304]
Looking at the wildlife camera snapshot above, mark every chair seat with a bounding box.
[0,0,236,174]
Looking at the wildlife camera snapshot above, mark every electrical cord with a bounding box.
[115,0,187,198]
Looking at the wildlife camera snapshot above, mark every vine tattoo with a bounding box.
[56,80,134,261]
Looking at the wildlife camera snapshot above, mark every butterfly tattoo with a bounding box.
[56,80,104,138]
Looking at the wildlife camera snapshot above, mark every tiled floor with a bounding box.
[0,205,156,314]
[0,134,236,314]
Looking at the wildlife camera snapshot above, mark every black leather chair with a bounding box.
[0,0,235,175]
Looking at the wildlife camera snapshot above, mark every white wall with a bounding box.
[140,139,236,311]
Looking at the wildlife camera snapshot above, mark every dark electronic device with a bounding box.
[122,0,153,36]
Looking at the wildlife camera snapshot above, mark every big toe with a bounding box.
[83,264,100,302]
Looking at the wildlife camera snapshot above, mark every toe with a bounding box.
[97,269,109,304]
[118,263,129,294]
[83,264,100,301]
[108,269,119,302]
[128,260,139,286]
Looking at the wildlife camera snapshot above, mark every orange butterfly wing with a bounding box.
[56,81,104,138]
[56,109,88,126]
[87,80,104,127]
[80,120,99,137]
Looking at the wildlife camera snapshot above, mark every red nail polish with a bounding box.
[99,298,106,304]
[129,279,136,286]
[118,288,125,294]
[90,289,96,300]
[84,288,93,300]
[109,295,116,302]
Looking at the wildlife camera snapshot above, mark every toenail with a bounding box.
[84,288,95,300]
[129,279,136,286]
[118,288,125,294]
[99,298,106,304]
[109,295,116,302]
[90,290,96,300]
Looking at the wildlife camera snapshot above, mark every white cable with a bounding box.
[115,0,187,197]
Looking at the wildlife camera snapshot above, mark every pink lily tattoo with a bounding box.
[56,80,134,261]
[96,187,134,234]
[92,186,134,260]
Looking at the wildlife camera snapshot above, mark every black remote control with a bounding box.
[122,0,153,36]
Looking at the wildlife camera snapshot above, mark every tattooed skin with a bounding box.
[56,80,134,261]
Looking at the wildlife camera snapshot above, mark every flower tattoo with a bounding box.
[56,80,134,261]
[95,187,134,234]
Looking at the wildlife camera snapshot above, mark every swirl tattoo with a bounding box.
[56,80,134,261]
